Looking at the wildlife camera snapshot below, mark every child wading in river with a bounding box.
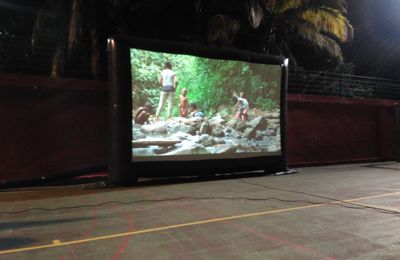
[189,102,204,118]
[233,91,249,121]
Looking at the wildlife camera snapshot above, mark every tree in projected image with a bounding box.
[131,49,280,119]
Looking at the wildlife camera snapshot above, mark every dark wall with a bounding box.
[287,94,397,166]
[0,74,108,184]
[0,74,397,184]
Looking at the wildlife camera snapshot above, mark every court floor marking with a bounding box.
[345,201,400,213]
[1,190,400,255]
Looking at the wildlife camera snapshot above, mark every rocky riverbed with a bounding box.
[132,113,281,157]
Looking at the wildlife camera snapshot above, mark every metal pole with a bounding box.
[395,103,400,162]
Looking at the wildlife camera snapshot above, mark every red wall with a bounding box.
[0,74,397,184]
[0,74,108,184]
[287,94,397,166]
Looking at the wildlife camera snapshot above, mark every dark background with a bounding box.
[2,0,400,80]
[344,0,400,79]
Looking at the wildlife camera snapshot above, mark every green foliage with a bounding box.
[131,49,281,118]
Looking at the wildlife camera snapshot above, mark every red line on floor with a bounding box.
[175,203,336,260]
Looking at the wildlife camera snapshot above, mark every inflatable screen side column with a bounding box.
[108,37,136,185]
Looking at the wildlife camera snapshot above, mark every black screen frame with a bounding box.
[108,36,288,185]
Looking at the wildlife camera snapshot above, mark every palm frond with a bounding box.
[273,0,347,14]
[287,18,343,60]
[300,7,353,42]
[246,0,265,28]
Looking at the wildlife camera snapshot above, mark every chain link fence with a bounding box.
[289,68,400,100]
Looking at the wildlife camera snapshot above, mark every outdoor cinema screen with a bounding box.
[131,48,282,162]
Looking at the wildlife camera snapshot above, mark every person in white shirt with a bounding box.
[155,61,178,119]
[233,91,249,121]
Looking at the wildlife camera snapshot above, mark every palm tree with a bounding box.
[31,0,131,79]
[0,0,41,73]
[249,0,353,65]
[203,0,352,66]
[26,0,352,78]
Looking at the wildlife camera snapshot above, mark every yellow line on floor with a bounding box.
[1,191,400,255]
[341,191,400,203]
[349,202,400,214]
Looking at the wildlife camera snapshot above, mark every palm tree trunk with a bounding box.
[50,46,65,78]
[90,29,100,79]
[68,0,82,54]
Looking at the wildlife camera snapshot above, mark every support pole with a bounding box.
[395,103,400,162]
[108,37,137,185]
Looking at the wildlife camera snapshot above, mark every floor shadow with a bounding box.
[0,237,37,250]
[136,170,269,187]
[83,170,292,190]
[0,216,95,231]
[362,162,400,171]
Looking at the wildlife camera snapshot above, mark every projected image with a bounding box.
[131,48,282,161]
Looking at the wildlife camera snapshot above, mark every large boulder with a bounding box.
[199,121,211,135]
[169,124,197,135]
[132,129,146,140]
[133,123,146,139]
[266,128,277,136]
[230,129,243,139]
[224,126,234,134]
[199,134,216,147]
[243,127,257,139]
[141,121,168,134]
[249,116,268,131]
[164,142,209,156]
[235,120,247,132]
[171,132,192,141]
[186,117,204,129]
[268,119,280,125]
[211,126,225,137]
[255,130,268,140]
[268,144,280,152]
[226,118,239,129]
[188,134,202,143]
[209,114,225,126]
[214,144,237,154]
[213,137,226,144]
[238,140,258,150]
[132,148,156,157]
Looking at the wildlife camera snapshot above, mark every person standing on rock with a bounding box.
[233,91,249,121]
[179,88,189,117]
[156,61,178,120]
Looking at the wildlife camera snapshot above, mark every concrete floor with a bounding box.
[1,163,400,259]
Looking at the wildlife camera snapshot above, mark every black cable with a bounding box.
[0,196,323,215]
[239,179,400,216]
[1,172,399,216]
[0,191,398,216]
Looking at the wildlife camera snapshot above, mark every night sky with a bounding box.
[3,0,400,80]
[344,0,400,79]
